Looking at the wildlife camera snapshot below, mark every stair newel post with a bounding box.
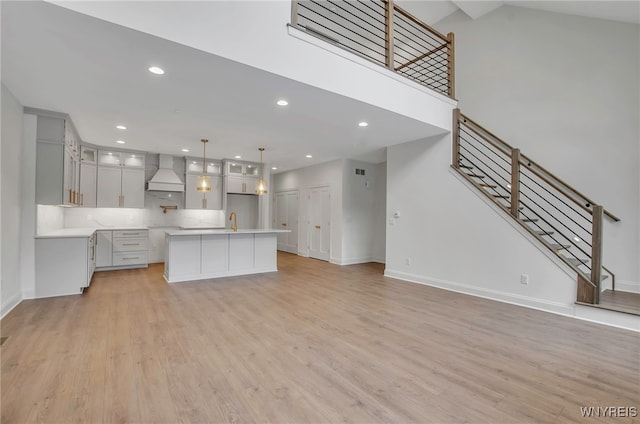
[510,148,521,218]
[591,205,603,304]
[385,0,395,70]
[447,32,455,98]
[291,0,298,26]
[452,109,460,168]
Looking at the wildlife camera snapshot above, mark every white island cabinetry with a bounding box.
[164,230,288,283]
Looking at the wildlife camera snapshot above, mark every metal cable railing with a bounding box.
[452,109,620,304]
[291,0,455,97]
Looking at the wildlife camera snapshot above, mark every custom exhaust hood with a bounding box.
[147,155,184,192]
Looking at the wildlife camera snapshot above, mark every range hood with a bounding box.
[147,155,184,192]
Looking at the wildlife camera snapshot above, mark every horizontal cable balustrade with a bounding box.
[291,0,455,97]
[452,109,619,304]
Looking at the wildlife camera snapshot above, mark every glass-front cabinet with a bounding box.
[224,160,260,194]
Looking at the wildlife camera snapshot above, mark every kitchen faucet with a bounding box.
[229,211,238,232]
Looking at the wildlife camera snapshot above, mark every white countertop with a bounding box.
[165,229,291,236]
[36,226,148,239]
[179,226,226,230]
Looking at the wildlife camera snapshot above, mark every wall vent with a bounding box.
[355,168,365,176]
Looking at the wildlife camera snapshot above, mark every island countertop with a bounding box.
[165,228,290,236]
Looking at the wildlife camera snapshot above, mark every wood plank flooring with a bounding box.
[2,252,639,423]
[598,290,640,316]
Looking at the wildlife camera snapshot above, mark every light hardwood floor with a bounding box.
[2,252,639,423]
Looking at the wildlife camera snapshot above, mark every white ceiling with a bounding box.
[2,1,443,173]
[3,1,637,175]
[398,0,640,25]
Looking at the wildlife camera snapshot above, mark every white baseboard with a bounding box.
[1,292,22,319]
[574,304,640,332]
[385,268,575,316]
[616,279,640,294]
[330,257,386,266]
[385,269,639,332]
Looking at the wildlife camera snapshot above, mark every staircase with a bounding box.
[451,110,630,309]
[288,0,637,314]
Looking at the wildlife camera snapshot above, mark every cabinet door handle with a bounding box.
[69,189,73,203]
[315,225,321,229]
[121,232,140,236]
[281,223,287,227]
[122,257,139,260]
[80,193,84,206]
[122,243,139,246]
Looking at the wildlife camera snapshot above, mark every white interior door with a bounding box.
[309,187,330,261]
[286,192,298,253]
[275,193,288,250]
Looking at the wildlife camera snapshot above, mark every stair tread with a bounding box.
[534,230,555,236]
[492,195,509,199]
[522,218,539,222]
[563,257,589,266]
[459,164,473,169]
[480,183,497,188]
[547,243,570,250]
[465,173,486,178]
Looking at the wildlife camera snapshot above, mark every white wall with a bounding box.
[341,159,385,264]
[273,158,386,265]
[51,0,454,132]
[435,6,640,287]
[386,134,580,315]
[1,83,24,317]
[273,160,344,262]
[372,162,387,263]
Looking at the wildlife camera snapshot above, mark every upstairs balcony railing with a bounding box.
[452,109,620,305]
[291,0,455,98]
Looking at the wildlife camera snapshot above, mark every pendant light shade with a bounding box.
[197,139,211,192]
[255,147,268,195]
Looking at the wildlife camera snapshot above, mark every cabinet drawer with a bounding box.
[113,230,147,238]
[112,237,148,252]
[112,251,148,266]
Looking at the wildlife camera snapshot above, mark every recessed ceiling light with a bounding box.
[306,154,313,158]
[192,161,197,164]
[181,149,190,152]
[131,155,136,158]
[234,155,241,159]
[358,121,369,127]
[108,152,113,155]
[116,125,127,130]
[277,99,288,106]
[272,167,278,170]
[116,140,125,144]
[148,66,165,75]
[247,165,252,168]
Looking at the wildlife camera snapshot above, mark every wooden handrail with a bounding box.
[460,113,515,152]
[519,161,593,217]
[460,112,620,222]
[520,153,620,222]
[393,4,449,42]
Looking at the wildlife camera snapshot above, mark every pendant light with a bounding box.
[197,139,211,192]
[255,147,268,195]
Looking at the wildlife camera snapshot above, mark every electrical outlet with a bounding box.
[405,257,412,266]
[521,274,529,285]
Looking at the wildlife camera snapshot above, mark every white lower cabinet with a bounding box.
[164,231,280,283]
[95,229,148,270]
[35,234,96,298]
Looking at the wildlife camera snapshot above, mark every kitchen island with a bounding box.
[164,229,290,283]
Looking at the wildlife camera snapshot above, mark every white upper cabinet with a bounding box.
[224,160,260,194]
[96,149,145,208]
[34,113,81,206]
